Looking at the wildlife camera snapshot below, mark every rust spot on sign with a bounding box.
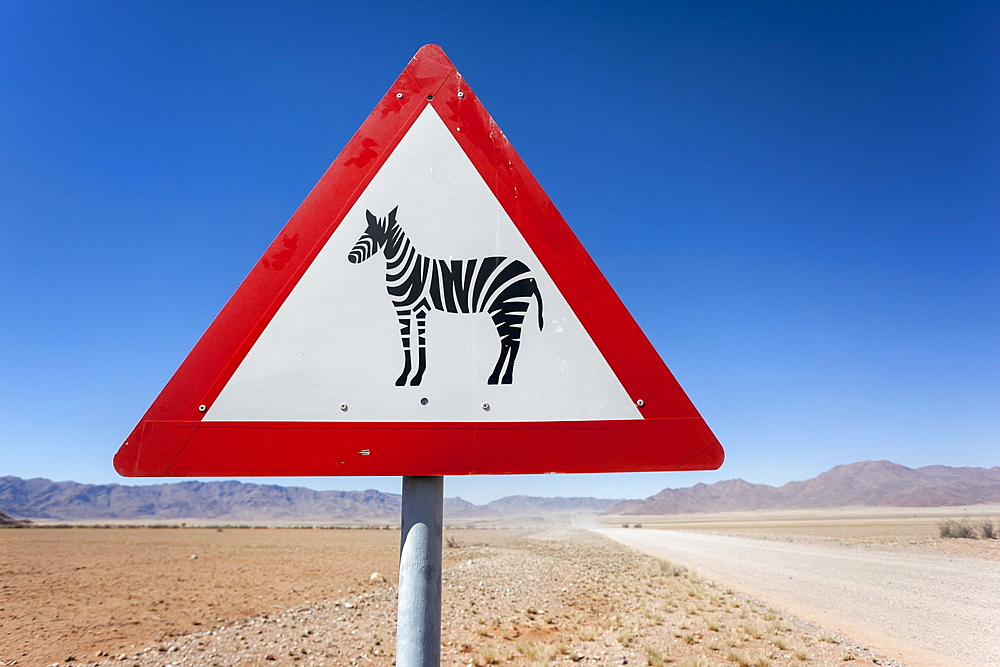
[261,233,299,270]
[344,137,379,168]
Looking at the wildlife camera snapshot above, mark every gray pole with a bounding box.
[396,475,443,667]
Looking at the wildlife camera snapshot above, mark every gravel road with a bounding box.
[595,528,1000,667]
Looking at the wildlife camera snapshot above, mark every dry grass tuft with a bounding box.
[727,649,753,666]
[515,640,540,661]
[680,657,709,667]
[645,644,665,667]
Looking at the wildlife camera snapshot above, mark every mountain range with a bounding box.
[1,461,997,522]
[0,476,618,522]
[606,460,1000,514]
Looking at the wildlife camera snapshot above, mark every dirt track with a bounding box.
[596,528,1000,667]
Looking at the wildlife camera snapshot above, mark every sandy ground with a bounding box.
[0,527,399,666]
[1,526,910,667]
[596,524,1000,667]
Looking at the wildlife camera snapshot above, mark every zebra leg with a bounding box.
[488,308,527,385]
[395,310,412,386]
[500,339,521,384]
[488,343,511,385]
[410,311,427,386]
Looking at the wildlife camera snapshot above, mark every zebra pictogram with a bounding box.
[348,207,544,386]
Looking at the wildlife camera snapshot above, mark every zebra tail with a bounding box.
[534,280,544,331]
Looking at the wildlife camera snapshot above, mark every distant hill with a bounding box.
[483,495,617,514]
[605,461,1000,515]
[0,509,31,526]
[0,476,620,522]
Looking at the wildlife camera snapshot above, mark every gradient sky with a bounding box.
[2,1,997,505]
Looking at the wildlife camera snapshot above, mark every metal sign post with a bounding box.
[397,476,443,667]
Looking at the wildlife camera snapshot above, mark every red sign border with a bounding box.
[114,45,723,477]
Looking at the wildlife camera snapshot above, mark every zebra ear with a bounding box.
[366,210,377,225]
[388,206,398,222]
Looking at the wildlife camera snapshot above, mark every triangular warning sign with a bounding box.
[114,45,724,477]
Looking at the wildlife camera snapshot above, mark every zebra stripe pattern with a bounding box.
[349,207,544,385]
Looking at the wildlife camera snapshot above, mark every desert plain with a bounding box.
[2,505,998,667]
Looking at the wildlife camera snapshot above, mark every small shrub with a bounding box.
[939,519,977,539]
[660,561,688,577]
[980,519,996,540]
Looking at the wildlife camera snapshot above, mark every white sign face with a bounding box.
[205,105,642,423]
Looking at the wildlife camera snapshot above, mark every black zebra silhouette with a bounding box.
[348,207,544,386]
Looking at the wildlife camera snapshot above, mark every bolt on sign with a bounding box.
[114,45,724,478]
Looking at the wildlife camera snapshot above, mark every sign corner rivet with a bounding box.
[457,91,465,98]
[340,403,348,411]
[482,402,490,411]
[420,397,429,406]
[197,404,207,412]
[395,92,403,99]
[636,399,645,407]
[426,94,434,101]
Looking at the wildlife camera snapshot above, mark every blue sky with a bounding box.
[2,1,997,505]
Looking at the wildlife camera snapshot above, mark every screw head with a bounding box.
[457,91,465,98]
[426,94,434,101]
[340,403,348,411]
[636,399,645,407]
[395,92,403,99]
[420,397,429,406]
[482,402,490,411]
[197,404,207,413]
